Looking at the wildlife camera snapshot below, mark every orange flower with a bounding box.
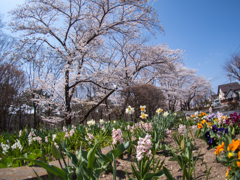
[237,151,240,167]
[215,142,225,155]
[227,143,233,151]
[237,161,240,167]
[207,122,212,126]
[198,123,203,129]
[199,114,202,117]
[202,112,206,116]
[191,115,195,118]
[228,139,240,152]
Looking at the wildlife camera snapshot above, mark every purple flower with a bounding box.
[218,127,224,133]
[212,125,218,133]
[207,137,213,144]
[205,131,210,139]
[205,131,213,144]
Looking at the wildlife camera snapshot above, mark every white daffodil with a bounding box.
[87,119,96,126]
[140,113,148,119]
[140,105,146,112]
[156,108,163,115]
[99,119,104,124]
[125,105,135,114]
[163,111,169,117]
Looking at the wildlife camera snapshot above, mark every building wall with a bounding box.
[219,89,225,100]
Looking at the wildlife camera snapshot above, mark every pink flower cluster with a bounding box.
[65,132,70,138]
[63,126,67,132]
[178,124,186,135]
[69,129,75,136]
[165,128,172,135]
[134,122,152,132]
[127,125,135,133]
[112,128,123,145]
[45,136,48,143]
[142,123,152,132]
[64,127,75,138]
[35,136,42,144]
[87,133,94,140]
[136,133,152,161]
[54,142,59,149]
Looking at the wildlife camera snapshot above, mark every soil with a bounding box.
[99,133,236,180]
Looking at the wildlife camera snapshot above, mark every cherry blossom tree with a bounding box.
[8,0,167,125]
[102,36,183,115]
[158,63,211,111]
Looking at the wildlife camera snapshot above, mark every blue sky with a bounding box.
[1,0,240,94]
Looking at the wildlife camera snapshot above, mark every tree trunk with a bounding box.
[19,110,21,130]
[3,109,6,131]
[33,103,37,129]
[65,68,71,126]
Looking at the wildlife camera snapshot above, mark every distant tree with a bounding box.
[192,89,215,109]
[223,52,240,81]
[158,63,211,111]
[0,63,25,131]
[122,84,165,121]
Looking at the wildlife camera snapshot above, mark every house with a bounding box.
[217,82,240,105]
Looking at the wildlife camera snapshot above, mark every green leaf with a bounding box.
[93,164,110,179]
[235,169,240,178]
[143,169,165,180]
[162,166,175,180]
[0,156,14,168]
[131,163,142,180]
[154,158,164,172]
[143,159,150,176]
[124,169,132,180]
[105,142,129,160]
[27,149,41,159]
[51,143,61,160]
[33,169,42,180]
[112,154,116,180]
[64,150,78,167]
[76,161,84,180]
[41,144,54,180]
[95,148,112,166]
[87,142,99,169]
[216,156,229,165]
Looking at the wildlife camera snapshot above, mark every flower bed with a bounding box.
[0,106,240,180]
